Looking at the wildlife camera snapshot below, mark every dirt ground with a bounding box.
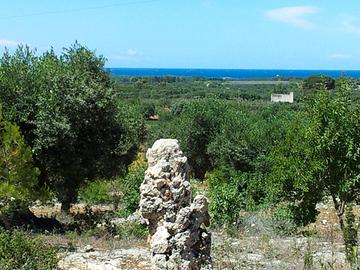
[30,200,357,270]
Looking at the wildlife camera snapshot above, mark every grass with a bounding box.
[0,229,59,270]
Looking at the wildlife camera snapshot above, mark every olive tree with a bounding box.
[167,98,294,180]
[303,74,336,91]
[167,98,254,179]
[0,44,144,211]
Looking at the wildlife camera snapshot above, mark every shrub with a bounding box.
[208,168,244,225]
[171,100,188,115]
[270,203,297,236]
[0,229,58,270]
[208,167,264,225]
[78,179,112,205]
[115,221,148,240]
[116,153,147,217]
[142,102,156,119]
[0,113,48,219]
[344,205,358,265]
[167,98,294,180]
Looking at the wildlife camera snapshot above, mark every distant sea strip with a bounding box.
[108,68,360,79]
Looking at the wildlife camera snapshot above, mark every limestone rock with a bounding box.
[139,139,212,270]
[81,245,94,253]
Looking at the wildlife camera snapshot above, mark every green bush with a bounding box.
[78,179,112,205]
[344,205,358,265]
[115,221,148,240]
[303,74,335,91]
[270,203,297,236]
[116,156,146,218]
[142,102,156,119]
[208,167,243,225]
[164,97,294,180]
[208,167,263,225]
[0,113,48,218]
[0,229,58,270]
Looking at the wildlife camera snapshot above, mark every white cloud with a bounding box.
[265,6,320,29]
[126,48,143,57]
[340,17,360,35]
[0,39,21,47]
[329,53,352,59]
[110,49,145,62]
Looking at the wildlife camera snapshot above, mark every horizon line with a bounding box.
[106,67,360,71]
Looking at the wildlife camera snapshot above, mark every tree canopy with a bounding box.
[303,74,336,91]
[0,113,44,217]
[0,43,144,210]
[269,77,360,227]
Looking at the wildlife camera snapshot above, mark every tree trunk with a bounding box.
[332,195,345,232]
[60,179,79,213]
[61,200,72,213]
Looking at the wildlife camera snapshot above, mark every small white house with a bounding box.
[271,92,294,103]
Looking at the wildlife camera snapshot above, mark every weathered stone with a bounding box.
[58,248,152,270]
[150,226,171,253]
[81,245,94,253]
[139,139,212,270]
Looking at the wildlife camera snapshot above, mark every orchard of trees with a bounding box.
[1,43,360,267]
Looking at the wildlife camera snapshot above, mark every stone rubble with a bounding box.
[139,139,212,270]
[58,248,152,270]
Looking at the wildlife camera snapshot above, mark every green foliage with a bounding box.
[344,205,358,265]
[78,179,112,205]
[174,98,230,178]
[161,97,295,180]
[303,74,335,91]
[116,76,299,180]
[208,167,245,225]
[0,229,58,270]
[0,43,144,210]
[114,76,301,103]
[269,78,360,263]
[303,239,314,270]
[206,107,255,172]
[116,161,146,218]
[171,100,187,115]
[190,179,200,198]
[0,114,46,217]
[208,167,264,225]
[268,113,322,225]
[142,102,156,119]
[115,221,148,240]
[270,203,297,236]
[166,98,252,178]
[268,78,360,226]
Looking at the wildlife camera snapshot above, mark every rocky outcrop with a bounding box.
[139,139,212,270]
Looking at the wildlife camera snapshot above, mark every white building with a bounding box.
[271,92,294,103]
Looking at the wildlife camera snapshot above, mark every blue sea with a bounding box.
[108,68,360,79]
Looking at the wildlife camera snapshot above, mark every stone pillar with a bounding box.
[139,139,212,270]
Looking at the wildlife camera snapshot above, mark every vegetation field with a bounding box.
[1,44,360,269]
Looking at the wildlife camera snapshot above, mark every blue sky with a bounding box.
[1,0,360,69]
